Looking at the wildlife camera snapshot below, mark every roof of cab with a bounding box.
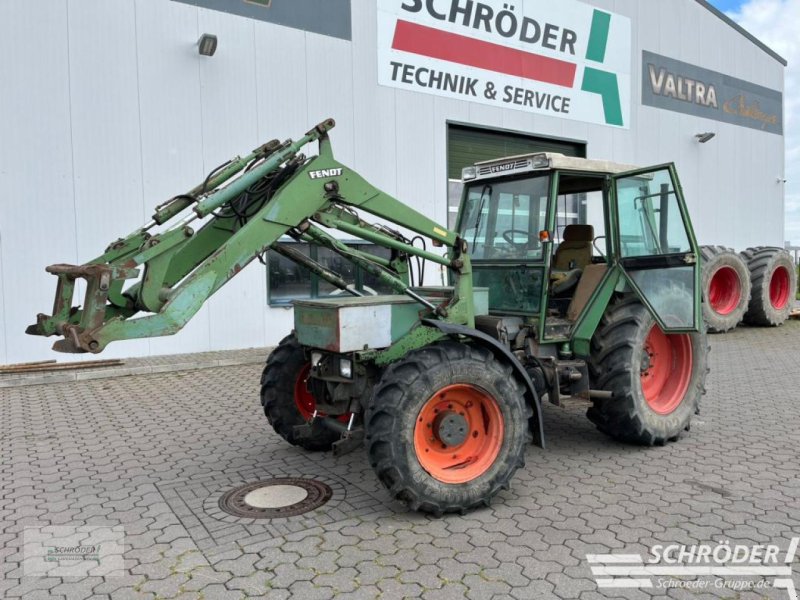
[472,153,640,177]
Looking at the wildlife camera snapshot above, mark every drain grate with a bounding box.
[218,478,333,519]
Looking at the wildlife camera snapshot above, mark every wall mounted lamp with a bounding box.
[197,34,218,57]
[695,132,716,143]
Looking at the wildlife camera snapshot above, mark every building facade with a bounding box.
[0,0,785,364]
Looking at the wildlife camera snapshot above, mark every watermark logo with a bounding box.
[45,544,101,563]
[24,526,125,577]
[588,538,798,599]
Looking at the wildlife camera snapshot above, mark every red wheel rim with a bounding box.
[293,364,316,420]
[640,326,693,415]
[413,384,504,484]
[769,266,790,309]
[293,363,350,423]
[708,266,741,315]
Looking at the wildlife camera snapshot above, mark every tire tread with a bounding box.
[366,341,532,515]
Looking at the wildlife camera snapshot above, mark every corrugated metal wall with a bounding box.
[0,0,784,364]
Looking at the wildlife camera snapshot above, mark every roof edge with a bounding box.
[694,0,787,66]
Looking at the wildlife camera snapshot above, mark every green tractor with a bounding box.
[28,119,708,514]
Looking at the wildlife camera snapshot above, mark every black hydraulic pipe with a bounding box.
[270,243,363,297]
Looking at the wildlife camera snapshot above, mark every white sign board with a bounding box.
[377,0,631,128]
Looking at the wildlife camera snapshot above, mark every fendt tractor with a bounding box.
[28,119,708,514]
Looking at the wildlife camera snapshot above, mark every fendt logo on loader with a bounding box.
[308,168,344,180]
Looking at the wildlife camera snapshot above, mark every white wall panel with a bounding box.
[254,23,308,144]
[305,34,356,168]
[264,305,293,348]
[66,0,151,360]
[632,0,660,168]
[0,1,77,364]
[435,95,471,228]
[134,0,210,356]
[394,90,437,220]
[499,110,537,145]
[252,22,309,349]
[351,2,398,197]
[466,103,506,135]
[195,10,266,351]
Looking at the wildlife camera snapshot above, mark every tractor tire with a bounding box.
[587,297,709,445]
[260,334,341,452]
[700,245,751,333]
[366,341,531,515]
[741,247,797,326]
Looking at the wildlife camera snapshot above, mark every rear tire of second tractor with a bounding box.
[587,297,709,445]
[365,341,531,515]
[700,245,751,333]
[741,246,797,327]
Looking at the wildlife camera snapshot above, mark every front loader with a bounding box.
[29,119,708,514]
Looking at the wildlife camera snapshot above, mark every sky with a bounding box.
[709,0,799,245]
[709,0,748,10]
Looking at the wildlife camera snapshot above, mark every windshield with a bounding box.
[458,175,550,260]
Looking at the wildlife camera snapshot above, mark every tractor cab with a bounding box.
[457,153,700,346]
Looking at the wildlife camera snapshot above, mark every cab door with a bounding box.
[610,164,701,332]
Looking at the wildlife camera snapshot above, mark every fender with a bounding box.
[422,319,545,449]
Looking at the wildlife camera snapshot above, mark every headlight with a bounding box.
[530,154,550,168]
[311,352,322,367]
[461,166,477,181]
[339,358,352,378]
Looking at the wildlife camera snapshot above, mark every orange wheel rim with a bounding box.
[413,384,504,484]
[640,325,693,415]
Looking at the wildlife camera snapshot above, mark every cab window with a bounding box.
[459,175,550,261]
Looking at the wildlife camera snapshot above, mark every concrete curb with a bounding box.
[0,354,267,389]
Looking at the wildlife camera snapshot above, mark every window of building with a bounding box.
[267,241,394,306]
[447,124,586,229]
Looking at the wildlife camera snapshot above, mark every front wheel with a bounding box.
[587,297,709,445]
[366,342,531,515]
[260,335,342,452]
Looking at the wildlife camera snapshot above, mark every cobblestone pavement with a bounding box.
[2,322,799,599]
[0,347,266,389]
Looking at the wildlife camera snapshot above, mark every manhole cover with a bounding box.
[218,478,332,518]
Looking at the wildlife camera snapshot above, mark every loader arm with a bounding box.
[27,119,472,354]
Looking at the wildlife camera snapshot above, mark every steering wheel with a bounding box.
[502,229,530,247]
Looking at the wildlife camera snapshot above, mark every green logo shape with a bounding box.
[581,9,624,127]
[586,9,611,63]
[581,68,623,126]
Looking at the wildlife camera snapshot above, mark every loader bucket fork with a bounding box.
[27,117,468,353]
[27,264,140,353]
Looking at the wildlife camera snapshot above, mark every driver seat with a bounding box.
[550,224,594,295]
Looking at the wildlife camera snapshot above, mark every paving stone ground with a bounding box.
[2,322,799,599]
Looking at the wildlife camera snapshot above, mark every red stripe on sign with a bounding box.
[392,20,576,88]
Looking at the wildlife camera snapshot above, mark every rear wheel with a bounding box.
[741,247,797,326]
[260,335,341,451]
[588,297,709,445]
[366,341,531,515]
[700,245,751,332]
